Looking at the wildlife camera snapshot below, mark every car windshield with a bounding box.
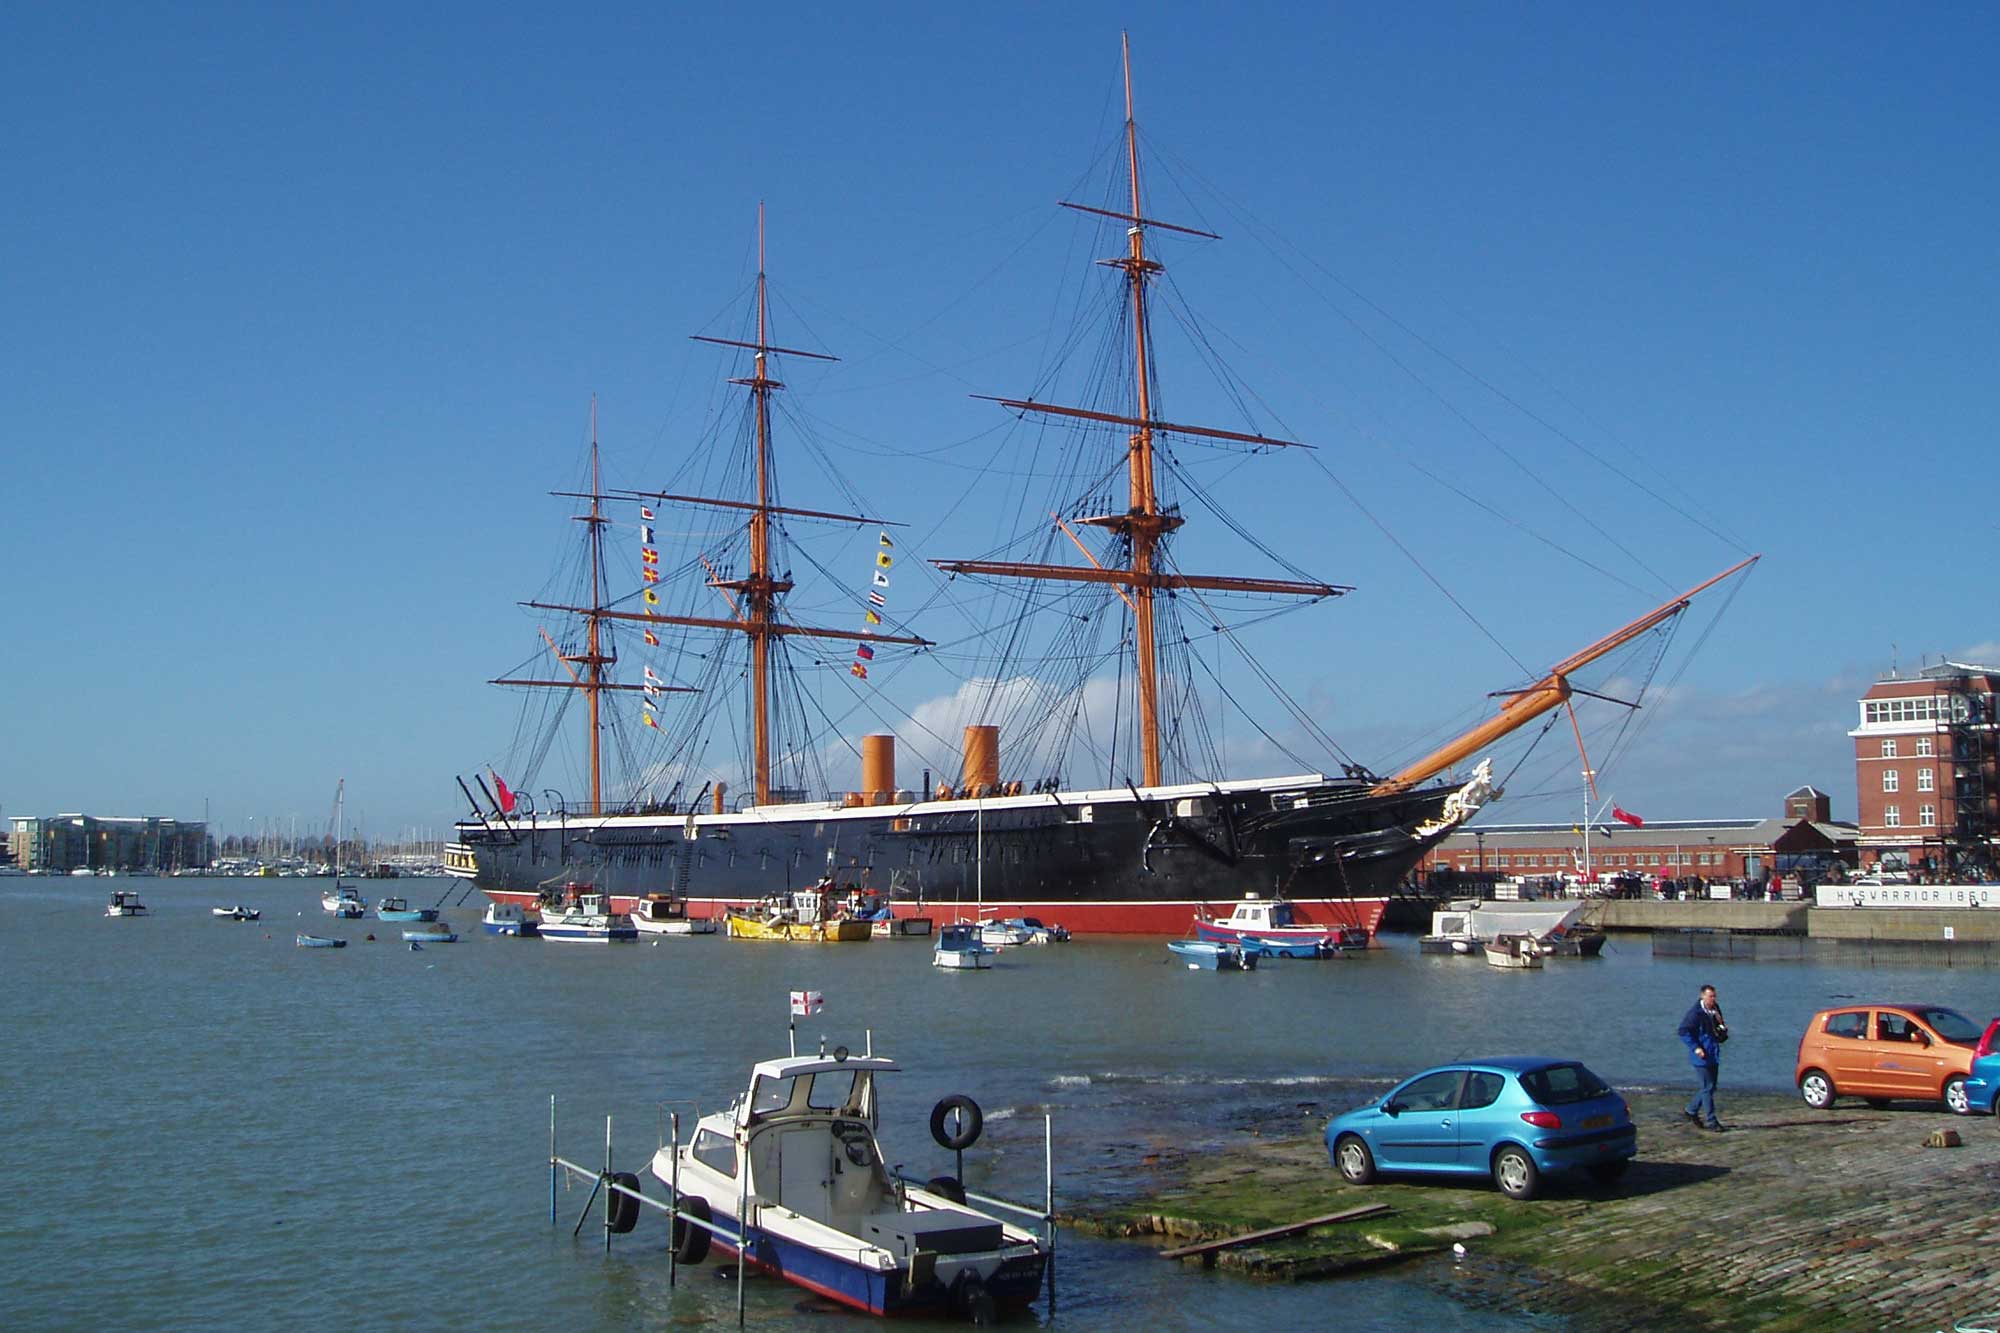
[1914,1007,1982,1044]
[1519,1062,1613,1106]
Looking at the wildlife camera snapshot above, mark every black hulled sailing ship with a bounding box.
[447,43,1752,936]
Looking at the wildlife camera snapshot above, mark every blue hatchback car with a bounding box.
[1325,1058,1637,1200]
[1964,1019,2000,1114]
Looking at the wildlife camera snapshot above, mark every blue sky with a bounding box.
[4,4,1994,844]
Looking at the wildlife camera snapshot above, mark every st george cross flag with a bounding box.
[789,990,824,1016]
[1612,806,1645,828]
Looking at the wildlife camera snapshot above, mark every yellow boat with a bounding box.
[725,914,871,942]
[725,884,873,942]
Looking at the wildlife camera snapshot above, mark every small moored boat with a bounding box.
[1167,939,1258,971]
[647,1046,1049,1317]
[211,905,261,921]
[375,896,438,923]
[631,892,716,937]
[1193,894,1353,956]
[481,901,538,936]
[725,886,872,942]
[1483,933,1544,969]
[402,926,458,944]
[296,933,347,949]
[322,884,368,918]
[539,889,638,943]
[932,923,995,970]
[104,890,148,918]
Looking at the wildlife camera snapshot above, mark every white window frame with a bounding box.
[1917,737,1934,757]
[1918,769,1934,793]
[1881,738,1898,758]
[1920,805,1936,827]
[1885,806,1902,828]
[1883,769,1900,793]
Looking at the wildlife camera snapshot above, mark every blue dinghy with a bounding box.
[1167,940,1257,971]
[296,933,347,949]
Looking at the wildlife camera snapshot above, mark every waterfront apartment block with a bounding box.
[1420,787,1857,887]
[7,814,210,874]
[1849,661,1999,876]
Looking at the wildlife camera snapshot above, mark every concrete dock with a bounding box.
[1069,1091,2000,1330]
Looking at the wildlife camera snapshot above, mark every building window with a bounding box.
[1920,805,1936,827]
[1881,739,1898,758]
[1918,769,1934,793]
[1885,806,1902,828]
[1883,770,1899,793]
[1917,737,1934,757]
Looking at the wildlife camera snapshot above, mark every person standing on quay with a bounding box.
[1678,984,1729,1130]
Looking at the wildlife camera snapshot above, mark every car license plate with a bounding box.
[1582,1114,1611,1129]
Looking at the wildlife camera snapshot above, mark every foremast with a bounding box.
[533,206,931,807]
[933,35,1342,789]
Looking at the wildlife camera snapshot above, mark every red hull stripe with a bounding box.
[482,891,1387,939]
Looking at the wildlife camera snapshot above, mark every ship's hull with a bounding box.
[448,772,1476,938]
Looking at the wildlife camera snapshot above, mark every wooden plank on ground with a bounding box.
[1156,1203,1392,1259]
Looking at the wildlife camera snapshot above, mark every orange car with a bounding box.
[1795,1003,1987,1115]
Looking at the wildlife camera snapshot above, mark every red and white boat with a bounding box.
[1193,895,1366,955]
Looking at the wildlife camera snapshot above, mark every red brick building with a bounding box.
[1419,786,1857,888]
[1848,662,2000,877]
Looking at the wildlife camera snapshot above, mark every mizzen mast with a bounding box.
[934,35,1339,789]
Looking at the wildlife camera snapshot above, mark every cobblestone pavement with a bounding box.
[1490,1091,2000,1330]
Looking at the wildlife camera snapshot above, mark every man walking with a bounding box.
[1678,983,1729,1130]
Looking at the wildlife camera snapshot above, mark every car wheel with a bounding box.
[1492,1145,1539,1201]
[1586,1159,1629,1185]
[1799,1069,1836,1110]
[1945,1076,1971,1116]
[1334,1134,1376,1186]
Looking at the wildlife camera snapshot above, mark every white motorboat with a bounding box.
[210,905,261,921]
[1483,933,1545,969]
[104,890,148,917]
[481,901,538,936]
[647,1047,1048,1317]
[933,923,994,970]
[539,889,637,943]
[631,892,716,936]
[321,884,368,918]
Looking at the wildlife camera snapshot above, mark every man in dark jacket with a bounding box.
[1678,984,1728,1129]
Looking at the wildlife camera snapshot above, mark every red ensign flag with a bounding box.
[1612,806,1644,828]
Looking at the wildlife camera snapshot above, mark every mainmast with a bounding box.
[531,206,930,808]
[934,35,1338,789]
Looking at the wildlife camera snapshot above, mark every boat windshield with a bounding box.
[748,1070,876,1120]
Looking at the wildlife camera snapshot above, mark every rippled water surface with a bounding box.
[5,876,1995,1329]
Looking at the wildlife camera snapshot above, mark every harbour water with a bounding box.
[5,875,1995,1329]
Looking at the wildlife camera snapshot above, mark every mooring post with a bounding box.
[1045,1111,1056,1316]
[603,1113,614,1254]
[737,1144,749,1326]
[549,1094,557,1225]
[668,1111,680,1289]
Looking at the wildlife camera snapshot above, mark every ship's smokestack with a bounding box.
[861,734,896,806]
[712,782,727,815]
[961,725,999,796]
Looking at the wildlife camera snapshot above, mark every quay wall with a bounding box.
[1588,899,2000,943]
[1588,900,1805,934]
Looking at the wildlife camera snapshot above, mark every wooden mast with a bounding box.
[1366,555,1761,797]
[933,35,1336,789]
[530,206,932,809]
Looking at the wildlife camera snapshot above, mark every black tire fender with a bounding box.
[930,1094,983,1151]
[607,1171,642,1234]
[673,1193,712,1265]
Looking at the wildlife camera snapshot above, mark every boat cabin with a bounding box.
[692,1055,1005,1257]
[633,893,687,923]
[1223,896,1298,930]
